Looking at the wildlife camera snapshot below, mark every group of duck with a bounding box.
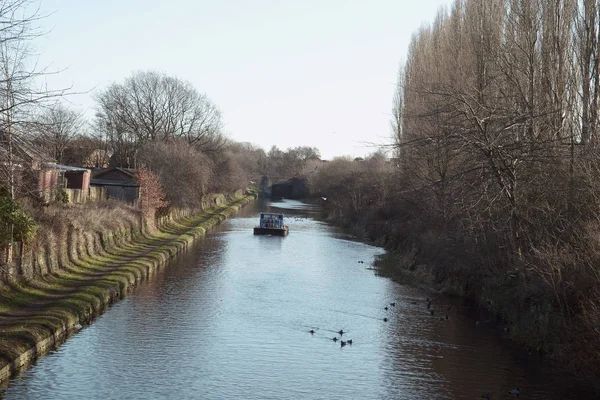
[307,298,451,347]
[481,388,521,398]
[309,328,353,347]
[306,296,523,397]
[422,297,450,321]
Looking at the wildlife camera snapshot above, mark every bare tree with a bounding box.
[34,103,83,162]
[94,71,224,167]
[385,0,600,380]
[0,0,70,266]
[575,0,600,144]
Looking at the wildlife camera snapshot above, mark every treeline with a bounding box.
[9,67,326,210]
[310,151,395,234]
[34,70,258,208]
[313,0,600,385]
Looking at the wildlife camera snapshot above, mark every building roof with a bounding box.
[92,167,137,180]
[0,134,55,165]
[90,179,139,187]
[44,163,91,172]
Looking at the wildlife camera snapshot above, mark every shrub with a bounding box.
[0,194,37,245]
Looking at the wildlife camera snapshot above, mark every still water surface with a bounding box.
[0,200,593,399]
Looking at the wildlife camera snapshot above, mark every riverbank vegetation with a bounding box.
[312,0,600,387]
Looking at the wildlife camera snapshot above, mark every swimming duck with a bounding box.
[509,387,520,396]
[347,339,353,345]
[384,306,389,311]
[390,302,396,307]
[309,329,315,334]
[383,317,388,322]
[340,341,347,347]
[332,337,338,342]
[338,329,344,336]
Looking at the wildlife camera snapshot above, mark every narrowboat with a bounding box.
[253,212,289,236]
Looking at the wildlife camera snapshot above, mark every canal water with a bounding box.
[0,200,594,399]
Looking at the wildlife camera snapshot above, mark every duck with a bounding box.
[390,302,396,307]
[347,339,353,345]
[338,329,344,336]
[384,306,389,311]
[509,387,520,396]
[340,341,347,347]
[383,317,388,322]
[332,337,338,342]
[309,329,315,334]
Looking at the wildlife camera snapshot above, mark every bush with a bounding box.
[139,141,213,208]
[0,194,37,245]
[135,167,168,218]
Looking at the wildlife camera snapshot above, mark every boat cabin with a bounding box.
[259,213,284,229]
[254,213,289,236]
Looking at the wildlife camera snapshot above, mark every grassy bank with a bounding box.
[0,192,255,384]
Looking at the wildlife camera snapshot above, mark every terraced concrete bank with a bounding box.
[0,193,256,384]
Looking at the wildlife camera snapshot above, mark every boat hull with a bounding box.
[253,226,289,236]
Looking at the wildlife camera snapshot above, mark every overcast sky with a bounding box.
[35,0,451,159]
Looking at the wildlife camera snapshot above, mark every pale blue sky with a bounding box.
[35,0,450,159]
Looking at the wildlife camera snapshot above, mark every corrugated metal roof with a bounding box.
[90,179,138,187]
[45,163,90,172]
[92,167,137,179]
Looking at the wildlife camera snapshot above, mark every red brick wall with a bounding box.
[37,169,58,192]
[82,170,90,191]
